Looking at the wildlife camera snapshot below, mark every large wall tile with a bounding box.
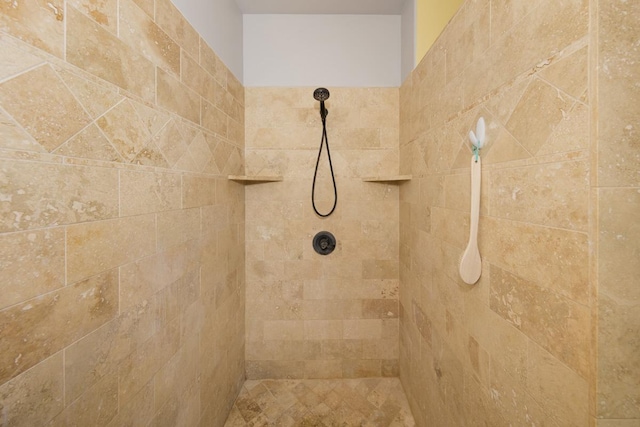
[66,215,156,284]
[480,217,588,304]
[0,160,119,232]
[120,169,181,216]
[597,0,640,187]
[66,6,155,101]
[0,0,64,57]
[53,124,123,162]
[67,0,117,34]
[157,68,200,124]
[0,270,117,385]
[0,228,65,310]
[489,160,589,231]
[0,65,91,152]
[96,99,151,162]
[154,0,199,58]
[490,266,590,378]
[0,352,64,426]
[119,0,180,76]
[0,0,245,424]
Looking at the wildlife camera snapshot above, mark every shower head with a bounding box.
[314,88,330,120]
[313,88,330,102]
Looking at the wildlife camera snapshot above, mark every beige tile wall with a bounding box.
[398,0,601,425]
[0,0,246,424]
[595,0,640,423]
[244,87,401,379]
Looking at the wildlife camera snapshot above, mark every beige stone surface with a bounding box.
[0,270,117,384]
[119,0,180,76]
[396,0,615,424]
[0,228,65,310]
[157,68,201,124]
[66,215,156,284]
[67,0,117,34]
[0,0,245,425]
[96,99,151,162]
[0,159,119,232]
[154,0,199,58]
[244,87,399,377]
[0,0,64,58]
[119,169,181,216]
[66,7,155,101]
[0,352,64,426]
[53,123,123,162]
[0,65,91,152]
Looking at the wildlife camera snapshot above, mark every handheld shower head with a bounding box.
[313,88,330,120]
[313,88,330,102]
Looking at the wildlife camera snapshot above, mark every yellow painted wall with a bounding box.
[416,0,464,64]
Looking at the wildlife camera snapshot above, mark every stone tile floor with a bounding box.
[224,377,416,427]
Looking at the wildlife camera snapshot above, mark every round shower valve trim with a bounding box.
[313,231,336,255]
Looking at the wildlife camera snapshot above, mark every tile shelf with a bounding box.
[228,175,283,183]
[361,175,412,183]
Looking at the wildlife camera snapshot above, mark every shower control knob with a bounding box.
[312,231,336,255]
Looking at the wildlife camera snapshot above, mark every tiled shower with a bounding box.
[0,0,638,426]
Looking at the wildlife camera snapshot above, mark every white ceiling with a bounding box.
[235,0,408,15]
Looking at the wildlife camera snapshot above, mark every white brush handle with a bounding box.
[459,156,482,285]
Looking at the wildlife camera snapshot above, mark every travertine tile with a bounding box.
[53,123,123,162]
[0,352,64,426]
[132,140,170,168]
[537,102,589,156]
[154,0,199,58]
[0,270,117,385]
[0,64,91,152]
[597,294,640,419]
[0,159,119,232]
[67,0,117,33]
[489,160,589,231]
[66,6,155,101]
[0,228,65,310]
[0,36,46,81]
[156,208,200,249]
[119,0,180,76]
[120,169,181,216]
[490,266,590,378]
[118,319,180,400]
[131,100,171,138]
[181,50,209,99]
[597,188,640,418]
[0,0,64,57]
[154,120,190,167]
[202,99,228,136]
[598,188,640,303]
[50,374,118,426]
[597,0,640,187]
[183,175,216,208]
[527,342,589,426]
[188,131,213,172]
[0,109,44,152]
[66,214,156,284]
[96,99,151,162]
[64,304,154,402]
[55,67,123,120]
[479,217,588,304]
[157,68,201,124]
[538,46,588,101]
[506,78,576,157]
[465,0,588,104]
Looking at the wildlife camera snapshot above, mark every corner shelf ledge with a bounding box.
[362,175,412,183]
[228,175,283,184]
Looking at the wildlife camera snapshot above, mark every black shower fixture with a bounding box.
[313,87,330,120]
[311,87,337,217]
